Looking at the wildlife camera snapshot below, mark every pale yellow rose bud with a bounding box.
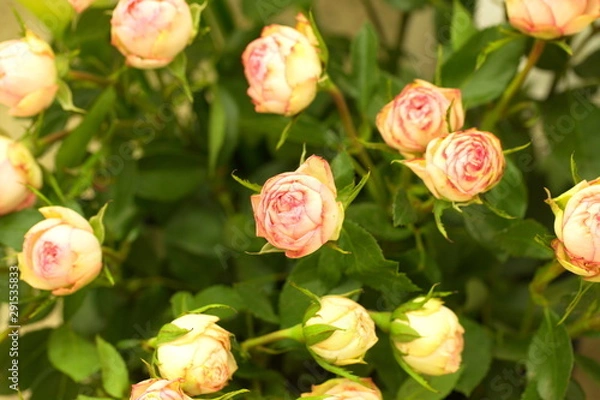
[506,0,600,40]
[376,80,464,159]
[111,0,195,69]
[251,155,344,258]
[295,13,319,48]
[68,0,97,13]
[0,136,42,216]
[129,378,193,400]
[18,206,103,296]
[546,179,600,282]
[392,298,464,376]
[300,378,383,399]
[242,24,322,116]
[156,314,238,396]
[403,129,505,203]
[303,295,378,366]
[0,32,58,117]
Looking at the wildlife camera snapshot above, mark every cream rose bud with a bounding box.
[18,206,103,296]
[156,314,238,396]
[303,296,378,366]
[376,80,464,158]
[506,0,600,40]
[403,129,505,203]
[0,136,43,216]
[111,0,194,69]
[251,155,344,258]
[0,32,58,117]
[242,23,322,116]
[68,0,96,13]
[130,378,193,400]
[392,298,464,376]
[547,179,600,282]
[301,378,382,399]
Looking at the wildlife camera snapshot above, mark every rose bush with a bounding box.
[18,206,103,296]
[251,155,344,258]
[2,1,600,399]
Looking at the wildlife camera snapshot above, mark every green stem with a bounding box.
[67,70,112,86]
[0,293,55,344]
[368,311,392,333]
[481,39,546,131]
[567,313,600,338]
[322,76,387,204]
[240,324,304,353]
[529,260,564,307]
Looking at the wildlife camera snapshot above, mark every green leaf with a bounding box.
[303,323,339,346]
[522,379,543,400]
[194,285,246,320]
[0,209,43,250]
[48,325,101,382]
[155,323,190,346]
[570,153,582,184]
[573,48,600,78]
[89,203,109,244]
[455,318,493,396]
[337,172,370,209]
[209,85,227,174]
[481,158,528,219]
[56,80,85,113]
[433,200,451,241]
[389,320,421,342]
[56,87,116,170]
[395,370,462,400]
[275,116,297,150]
[235,282,279,324]
[95,336,129,398]
[311,351,361,383]
[337,221,419,304]
[393,189,418,227]
[331,151,355,189]
[16,0,73,38]
[170,291,195,317]
[526,309,574,400]
[168,53,193,101]
[351,23,379,113]
[384,0,426,11]
[165,206,224,257]
[451,0,477,51]
[347,202,412,241]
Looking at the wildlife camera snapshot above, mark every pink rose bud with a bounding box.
[547,179,600,282]
[403,129,506,203]
[506,0,600,40]
[68,0,96,13]
[376,80,464,159]
[111,0,194,69]
[301,378,383,399]
[303,296,378,366]
[0,136,43,216]
[392,298,464,376]
[18,206,103,296]
[251,155,344,258]
[130,379,193,400]
[242,23,322,116]
[0,32,58,117]
[156,314,238,396]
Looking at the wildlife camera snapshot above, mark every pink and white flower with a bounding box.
[300,378,382,399]
[251,155,344,258]
[376,80,464,158]
[18,206,103,296]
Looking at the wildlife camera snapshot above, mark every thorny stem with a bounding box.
[481,39,546,131]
